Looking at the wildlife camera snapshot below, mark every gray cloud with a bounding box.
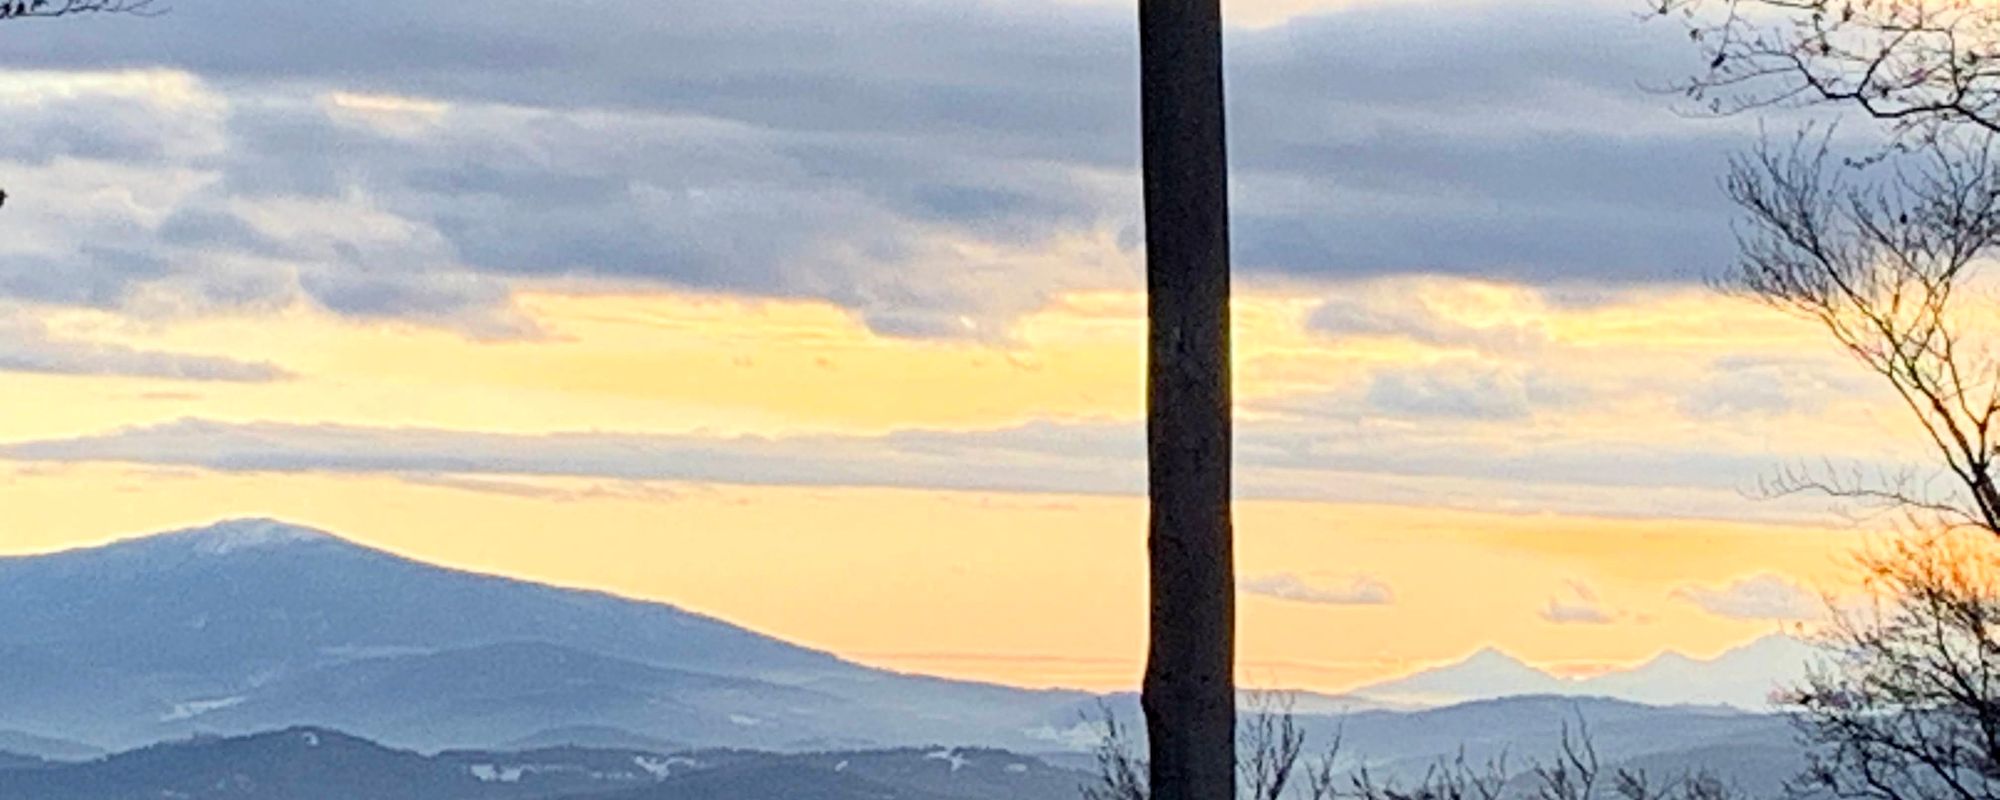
[0,417,1147,496]
[1677,355,1867,419]
[397,473,685,504]
[1672,574,1824,621]
[1242,573,1394,606]
[0,0,1749,334]
[1308,294,1550,353]
[0,317,291,383]
[0,412,1875,522]
[1361,365,1584,422]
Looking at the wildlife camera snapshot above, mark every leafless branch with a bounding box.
[0,0,159,21]
[1243,692,1311,800]
[1721,126,2000,538]
[1784,531,2000,800]
[1082,702,1149,800]
[1652,0,2000,140]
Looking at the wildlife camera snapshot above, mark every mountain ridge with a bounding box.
[1349,634,1816,710]
[0,518,1821,755]
[0,519,1089,753]
[0,725,1096,800]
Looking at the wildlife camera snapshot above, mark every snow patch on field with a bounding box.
[635,755,699,779]
[470,764,526,783]
[926,748,971,772]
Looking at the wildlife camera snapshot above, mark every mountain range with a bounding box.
[0,518,1820,771]
[0,726,1092,800]
[1346,635,1815,709]
[0,519,1096,753]
[0,697,1809,800]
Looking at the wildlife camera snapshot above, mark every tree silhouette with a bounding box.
[0,0,155,21]
[1655,0,2000,141]
[1787,532,2000,800]
[1138,1,1235,799]
[1721,129,2000,536]
[1084,700,1742,800]
[0,0,159,209]
[1684,7,2000,790]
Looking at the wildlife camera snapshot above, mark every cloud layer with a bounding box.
[0,404,1893,521]
[1242,573,1395,606]
[0,314,289,382]
[0,0,1746,336]
[1673,574,1824,621]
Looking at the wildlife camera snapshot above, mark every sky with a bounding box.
[0,0,1944,692]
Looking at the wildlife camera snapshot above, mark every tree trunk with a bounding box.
[1139,1,1235,799]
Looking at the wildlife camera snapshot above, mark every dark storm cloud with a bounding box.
[0,0,1748,332]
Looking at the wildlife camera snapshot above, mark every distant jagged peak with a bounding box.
[1457,645,1540,670]
[155,517,346,555]
[1632,649,1703,669]
[1618,632,1816,675]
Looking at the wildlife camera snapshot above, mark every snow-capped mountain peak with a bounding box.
[1350,634,1818,710]
[161,518,341,555]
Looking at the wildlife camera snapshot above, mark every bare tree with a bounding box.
[1784,531,2000,800]
[1346,748,1513,800]
[0,0,161,208]
[1720,127,2000,535]
[1084,702,1741,800]
[1652,0,2000,140]
[0,0,156,21]
[1715,106,2000,800]
[1082,694,1305,800]
[1531,720,1601,800]
[1612,770,1739,800]
[1139,0,1236,798]
[1241,695,1309,800]
[1666,8,2000,800]
[1085,702,1151,800]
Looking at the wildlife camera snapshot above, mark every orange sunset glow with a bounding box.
[0,0,1964,708]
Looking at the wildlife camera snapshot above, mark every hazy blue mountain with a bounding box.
[0,730,100,762]
[0,519,844,682]
[0,752,41,772]
[0,716,1802,800]
[0,728,492,800]
[0,517,1821,762]
[595,763,963,800]
[1323,695,1794,775]
[500,726,688,754]
[1349,636,1817,710]
[433,743,702,788]
[669,746,1092,800]
[0,519,1086,752]
[1581,635,1816,709]
[0,727,1094,800]
[168,641,855,751]
[1346,648,1569,706]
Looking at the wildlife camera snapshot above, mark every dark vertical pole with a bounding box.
[1139,0,1234,799]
